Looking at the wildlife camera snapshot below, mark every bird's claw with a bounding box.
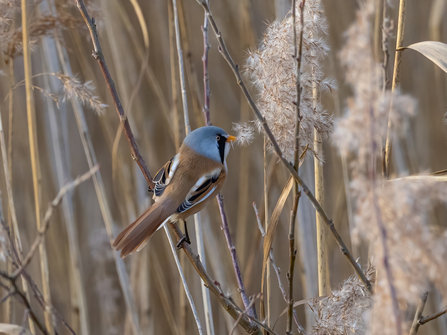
[176,235,191,249]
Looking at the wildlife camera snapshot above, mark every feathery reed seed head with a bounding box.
[56,72,107,115]
[244,0,335,162]
[232,122,255,146]
[334,1,447,334]
[310,265,375,335]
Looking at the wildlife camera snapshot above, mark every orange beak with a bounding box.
[226,135,237,143]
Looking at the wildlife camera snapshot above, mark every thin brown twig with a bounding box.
[287,1,305,333]
[229,294,261,335]
[253,203,306,334]
[21,0,54,331]
[369,86,401,335]
[217,195,255,318]
[384,0,407,178]
[169,221,262,334]
[201,3,211,126]
[419,308,447,325]
[74,0,155,189]
[194,0,372,293]
[0,272,49,335]
[409,291,429,335]
[11,165,100,279]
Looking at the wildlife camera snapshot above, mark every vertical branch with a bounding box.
[217,195,255,318]
[172,1,208,334]
[75,0,155,189]
[0,108,36,334]
[201,1,211,126]
[168,0,181,148]
[381,0,390,95]
[311,12,328,297]
[172,0,190,135]
[409,291,429,335]
[198,3,215,335]
[287,1,305,333]
[5,54,15,325]
[264,137,271,328]
[369,81,401,335]
[163,225,204,335]
[21,0,54,333]
[195,213,215,335]
[52,27,142,335]
[384,0,407,178]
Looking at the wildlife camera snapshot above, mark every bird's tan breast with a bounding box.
[158,144,226,207]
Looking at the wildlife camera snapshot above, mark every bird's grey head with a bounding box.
[183,126,236,164]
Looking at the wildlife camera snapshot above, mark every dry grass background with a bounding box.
[0,0,446,334]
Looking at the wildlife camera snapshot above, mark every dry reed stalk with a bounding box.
[21,0,54,332]
[313,58,327,298]
[195,213,215,335]
[367,76,401,335]
[194,0,372,292]
[409,291,429,335]
[172,1,209,333]
[168,0,181,148]
[264,137,271,328]
[0,109,36,334]
[373,0,383,61]
[172,0,190,134]
[384,0,407,178]
[287,1,304,333]
[169,220,263,334]
[151,252,182,335]
[75,0,154,190]
[235,0,255,268]
[38,13,90,330]
[163,225,204,335]
[201,0,211,126]
[51,35,142,335]
[42,62,90,335]
[217,195,255,318]
[5,48,14,326]
[253,203,306,334]
[196,5,217,334]
[381,0,390,94]
[113,4,173,141]
[178,0,205,128]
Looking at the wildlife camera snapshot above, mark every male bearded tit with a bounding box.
[113,126,236,258]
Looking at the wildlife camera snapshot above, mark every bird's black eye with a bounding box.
[216,135,220,141]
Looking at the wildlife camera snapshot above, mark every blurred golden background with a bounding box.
[0,0,446,334]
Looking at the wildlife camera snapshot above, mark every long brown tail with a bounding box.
[113,202,171,258]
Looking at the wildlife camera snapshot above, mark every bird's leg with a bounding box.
[176,219,191,249]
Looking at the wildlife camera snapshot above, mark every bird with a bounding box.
[113,126,236,258]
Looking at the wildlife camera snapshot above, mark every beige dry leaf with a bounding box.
[0,324,33,335]
[399,41,447,74]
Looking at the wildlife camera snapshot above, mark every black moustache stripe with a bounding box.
[218,135,227,164]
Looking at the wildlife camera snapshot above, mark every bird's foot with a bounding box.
[176,234,191,249]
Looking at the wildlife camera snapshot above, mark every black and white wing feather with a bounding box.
[176,168,224,213]
[153,154,179,198]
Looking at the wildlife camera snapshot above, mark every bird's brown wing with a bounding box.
[153,154,179,197]
[176,169,225,214]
